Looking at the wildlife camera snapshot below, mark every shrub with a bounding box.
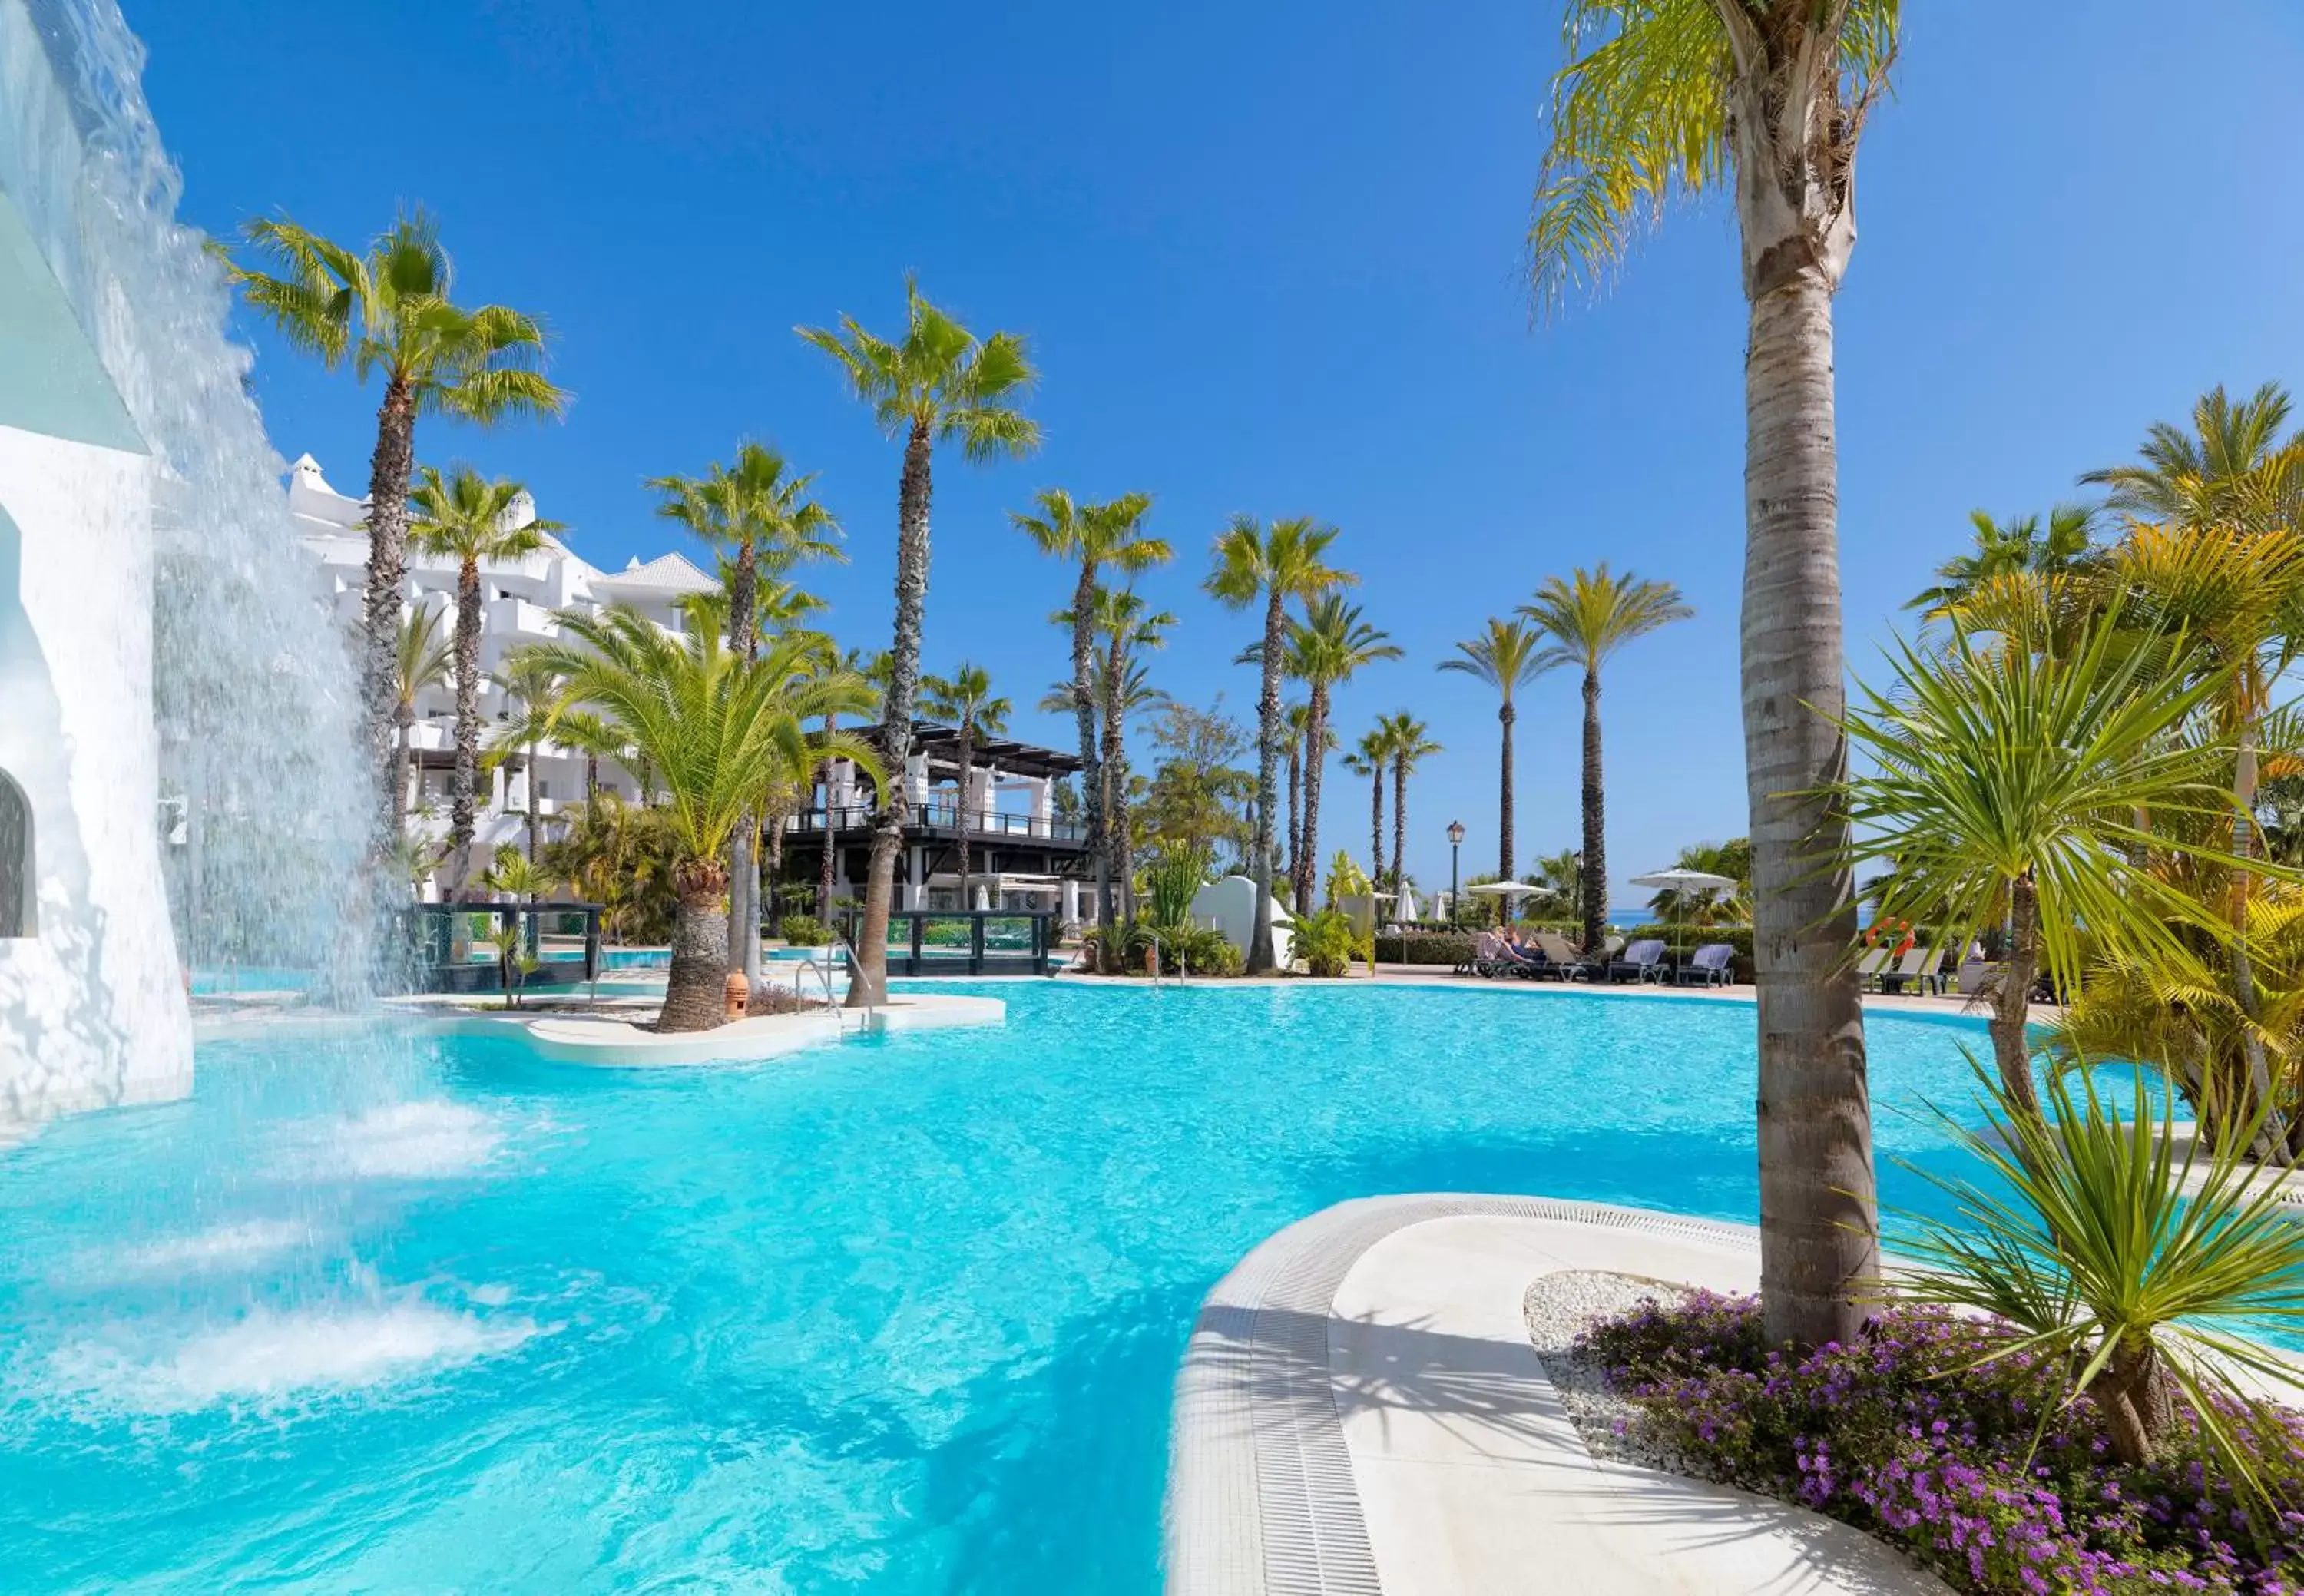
[1295,908,1357,978]
[1159,923,1240,977]
[778,914,830,947]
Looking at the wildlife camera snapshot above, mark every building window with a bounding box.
[0,770,31,938]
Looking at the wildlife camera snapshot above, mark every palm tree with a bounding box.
[816,644,879,922]
[220,210,568,843]
[1529,0,1898,1349]
[1647,839,1752,925]
[1839,604,2246,1114]
[799,278,1039,1000]
[1528,847,1584,924]
[1436,618,1551,880]
[1379,712,1442,893]
[519,607,879,1031]
[1908,506,2100,621]
[1014,489,1168,927]
[1204,516,1350,970]
[1282,704,1332,882]
[1519,565,1690,952]
[919,662,1011,912]
[1345,727,1390,884]
[483,653,565,860]
[1092,587,1175,919]
[648,443,846,987]
[392,604,454,831]
[1276,596,1396,912]
[406,465,561,883]
[2083,382,2304,531]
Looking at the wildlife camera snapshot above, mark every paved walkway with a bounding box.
[1167,1196,1949,1596]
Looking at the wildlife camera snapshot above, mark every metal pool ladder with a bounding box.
[792,953,840,1015]
[833,935,879,1018]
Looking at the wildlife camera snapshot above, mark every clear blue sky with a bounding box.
[127,0,2304,905]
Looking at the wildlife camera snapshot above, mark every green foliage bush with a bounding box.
[1296,908,1357,978]
[778,914,830,947]
[1373,932,1478,966]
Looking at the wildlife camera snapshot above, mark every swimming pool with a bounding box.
[0,982,2006,1591]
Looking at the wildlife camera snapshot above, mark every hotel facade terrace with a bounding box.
[286,456,1099,919]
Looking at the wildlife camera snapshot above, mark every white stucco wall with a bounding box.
[0,423,190,1118]
[1190,875,1296,969]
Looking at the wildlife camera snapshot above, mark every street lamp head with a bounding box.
[1447,820,1465,846]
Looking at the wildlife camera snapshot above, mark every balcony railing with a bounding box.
[787,803,1087,843]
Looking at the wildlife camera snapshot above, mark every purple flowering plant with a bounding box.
[1581,1291,2304,1594]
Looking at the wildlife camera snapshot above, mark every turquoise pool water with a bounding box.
[0,983,2006,1591]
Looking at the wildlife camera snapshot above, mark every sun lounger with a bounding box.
[1676,943,1735,987]
[1532,932,1596,981]
[1854,946,1890,988]
[1877,945,1946,995]
[1605,938,1668,983]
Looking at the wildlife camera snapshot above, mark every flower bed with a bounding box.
[1578,1290,2304,1594]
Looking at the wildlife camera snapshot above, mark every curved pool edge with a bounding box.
[1164,1194,1764,1596]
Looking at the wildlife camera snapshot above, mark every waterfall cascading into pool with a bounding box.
[0,0,375,1124]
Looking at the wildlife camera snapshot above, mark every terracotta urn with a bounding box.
[723,971,750,1020]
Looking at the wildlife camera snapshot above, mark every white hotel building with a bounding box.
[286,455,1096,915]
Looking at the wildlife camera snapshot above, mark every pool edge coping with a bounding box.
[1164,1194,1761,1596]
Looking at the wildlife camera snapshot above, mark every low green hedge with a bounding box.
[1374,932,1480,966]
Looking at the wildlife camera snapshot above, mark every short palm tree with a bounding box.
[1530,0,1898,1350]
[1647,839,1751,925]
[392,604,454,831]
[799,278,1038,999]
[1837,604,2246,1114]
[1277,598,1398,912]
[1519,565,1690,952]
[919,662,1011,912]
[1345,726,1390,885]
[406,465,562,877]
[220,210,568,841]
[1908,506,2100,621]
[1436,618,1552,880]
[520,608,880,1031]
[483,653,566,861]
[648,443,845,987]
[1204,516,1351,969]
[1379,712,1442,893]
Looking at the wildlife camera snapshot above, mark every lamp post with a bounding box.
[1446,820,1465,924]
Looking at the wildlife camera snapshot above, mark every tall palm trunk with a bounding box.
[1068,564,1109,942]
[817,717,837,920]
[1285,746,1302,884]
[394,710,414,833]
[585,753,598,803]
[362,370,417,853]
[727,546,763,987]
[661,856,733,1031]
[854,420,933,1006]
[1741,260,1878,1351]
[1578,668,1606,952]
[525,739,540,861]
[1246,589,1284,973]
[1297,686,1330,914]
[1391,753,1408,896]
[957,714,977,910]
[1102,635,1134,919]
[1369,762,1384,885]
[1498,700,1516,880]
[449,556,483,891]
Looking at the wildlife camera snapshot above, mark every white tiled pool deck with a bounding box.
[1167,1197,1951,1596]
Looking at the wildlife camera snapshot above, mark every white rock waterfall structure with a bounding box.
[0,0,372,1122]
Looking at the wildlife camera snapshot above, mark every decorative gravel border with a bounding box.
[1164,1194,1760,1596]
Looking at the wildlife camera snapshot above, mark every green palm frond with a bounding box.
[1518,563,1690,672]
